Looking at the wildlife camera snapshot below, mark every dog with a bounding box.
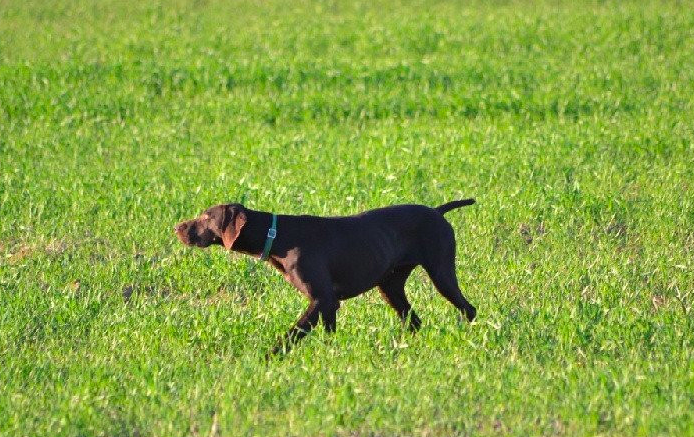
[175,199,476,355]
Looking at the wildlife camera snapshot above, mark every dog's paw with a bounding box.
[465,306,477,322]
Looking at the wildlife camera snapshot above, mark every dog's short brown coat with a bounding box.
[175,200,476,354]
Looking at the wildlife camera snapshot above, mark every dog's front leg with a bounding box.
[318,298,339,333]
[268,300,320,356]
[267,264,339,357]
[268,297,340,357]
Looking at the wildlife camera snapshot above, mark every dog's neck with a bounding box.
[231,208,275,257]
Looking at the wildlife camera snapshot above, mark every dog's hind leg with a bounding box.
[426,266,476,322]
[422,231,476,322]
[378,265,421,331]
[424,259,476,322]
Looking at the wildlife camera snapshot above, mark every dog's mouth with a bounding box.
[175,222,219,248]
[175,221,197,247]
[175,227,193,246]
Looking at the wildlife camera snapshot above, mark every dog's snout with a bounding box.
[175,222,188,233]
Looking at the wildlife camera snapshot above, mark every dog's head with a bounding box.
[174,203,247,249]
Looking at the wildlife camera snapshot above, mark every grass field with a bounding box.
[2,0,694,435]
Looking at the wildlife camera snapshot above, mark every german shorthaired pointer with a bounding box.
[175,199,476,355]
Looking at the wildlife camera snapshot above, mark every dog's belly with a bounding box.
[331,265,384,299]
[331,258,418,300]
[327,250,394,298]
[333,281,377,300]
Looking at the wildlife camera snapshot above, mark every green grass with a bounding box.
[1,0,693,435]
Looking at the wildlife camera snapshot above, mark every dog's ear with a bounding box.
[221,205,247,250]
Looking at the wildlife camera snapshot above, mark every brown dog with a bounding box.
[175,200,477,354]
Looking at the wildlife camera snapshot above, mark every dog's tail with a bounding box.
[436,198,476,214]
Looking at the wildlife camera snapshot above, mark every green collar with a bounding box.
[260,214,277,261]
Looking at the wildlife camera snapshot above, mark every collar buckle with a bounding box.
[260,214,278,261]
